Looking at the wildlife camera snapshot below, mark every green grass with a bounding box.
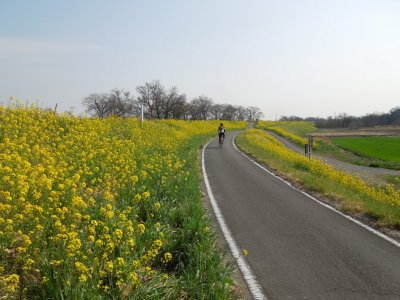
[378,175,400,190]
[332,136,400,162]
[313,137,378,166]
[167,134,237,299]
[275,121,317,137]
[258,121,317,137]
[257,121,317,148]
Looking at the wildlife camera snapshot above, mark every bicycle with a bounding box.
[219,134,224,147]
[218,123,225,148]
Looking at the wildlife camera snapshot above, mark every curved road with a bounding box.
[266,130,400,184]
[204,132,400,299]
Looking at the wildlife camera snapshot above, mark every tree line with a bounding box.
[280,106,400,129]
[82,80,263,121]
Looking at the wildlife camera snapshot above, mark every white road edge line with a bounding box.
[232,135,400,249]
[202,138,267,300]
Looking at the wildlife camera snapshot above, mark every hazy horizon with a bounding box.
[1,1,399,120]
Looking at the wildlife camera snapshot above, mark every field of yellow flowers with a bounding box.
[257,120,317,148]
[236,129,400,227]
[0,104,246,299]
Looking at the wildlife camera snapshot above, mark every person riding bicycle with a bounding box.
[218,123,225,145]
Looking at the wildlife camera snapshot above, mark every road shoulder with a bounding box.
[198,143,253,300]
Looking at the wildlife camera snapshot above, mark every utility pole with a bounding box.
[141,104,144,124]
[308,135,313,159]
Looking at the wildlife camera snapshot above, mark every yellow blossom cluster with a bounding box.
[241,130,400,208]
[258,120,319,149]
[0,103,245,297]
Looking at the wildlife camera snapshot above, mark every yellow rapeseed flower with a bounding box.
[137,224,145,234]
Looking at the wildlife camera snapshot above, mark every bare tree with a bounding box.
[108,88,135,117]
[235,105,248,121]
[135,81,189,119]
[82,89,135,118]
[220,104,237,120]
[246,106,264,122]
[82,93,114,118]
[189,96,213,120]
[83,80,267,122]
[136,80,167,119]
[163,86,187,119]
[210,104,223,120]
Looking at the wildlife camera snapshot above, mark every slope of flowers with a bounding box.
[257,121,318,148]
[0,104,246,299]
[237,130,400,224]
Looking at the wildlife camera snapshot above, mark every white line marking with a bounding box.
[232,136,400,249]
[202,138,267,300]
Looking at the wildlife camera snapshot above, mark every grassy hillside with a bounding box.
[0,104,246,299]
[257,121,317,147]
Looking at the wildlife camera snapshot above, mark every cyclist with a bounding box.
[218,123,225,146]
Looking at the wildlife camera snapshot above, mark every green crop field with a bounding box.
[331,136,400,162]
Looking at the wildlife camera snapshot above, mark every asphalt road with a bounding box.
[204,132,400,299]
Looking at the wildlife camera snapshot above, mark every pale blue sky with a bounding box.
[1,0,399,119]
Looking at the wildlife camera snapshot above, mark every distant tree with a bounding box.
[362,113,382,127]
[189,96,214,120]
[336,113,355,128]
[163,86,187,119]
[82,89,135,118]
[348,118,363,129]
[135,81,188,119]
[220,104,236,120]
[246,106,263,122]
[82,92,114,118]
[136,80,166,119]
[83,80,268,122]
[210,104,223,120]
[388,107,400,125]
[207,103,254,121]
[108,88,135,117]
[313,107,400,129]
[235,106,248,121]
[279,115,303,121]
